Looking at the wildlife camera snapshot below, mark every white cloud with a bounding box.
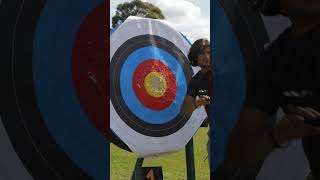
[111,0,210,43]
[149,0,210,42]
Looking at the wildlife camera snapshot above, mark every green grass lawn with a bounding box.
[110,127,210,180]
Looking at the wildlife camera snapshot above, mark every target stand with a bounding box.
[131,159,164,180]
[131,138,196,180]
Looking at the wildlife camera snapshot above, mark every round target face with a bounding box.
[1,1,109,179]
[111,35,193,137]
[110,17,207,157]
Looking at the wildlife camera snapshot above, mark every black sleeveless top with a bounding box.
[246,25,320,114]
[246,24,320,171]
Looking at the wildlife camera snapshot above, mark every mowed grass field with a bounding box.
[110,127,210,180]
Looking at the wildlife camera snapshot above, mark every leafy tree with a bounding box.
[112,0,165,28]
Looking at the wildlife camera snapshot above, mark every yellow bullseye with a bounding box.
[144,72,167,98]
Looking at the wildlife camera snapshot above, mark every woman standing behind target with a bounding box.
[180,38,213,166]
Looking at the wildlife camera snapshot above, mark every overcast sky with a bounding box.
[110,0,210,43]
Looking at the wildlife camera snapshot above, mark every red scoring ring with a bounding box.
[133,60,177,110]
[72,2,110,137]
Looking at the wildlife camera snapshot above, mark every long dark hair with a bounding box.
[188,39,210,67]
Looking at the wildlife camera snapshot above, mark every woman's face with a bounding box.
[197,46,211,68]
[281,0,320,17]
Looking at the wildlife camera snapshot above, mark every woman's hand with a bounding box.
[273,105,320,143]
[195,95,210,107]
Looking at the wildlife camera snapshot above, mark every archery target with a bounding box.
[110,17,207,157]
[1,1,109,179]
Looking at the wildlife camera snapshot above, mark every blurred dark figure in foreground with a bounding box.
[214,0,320,179]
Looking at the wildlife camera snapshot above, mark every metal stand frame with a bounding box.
[131,138,196,180]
